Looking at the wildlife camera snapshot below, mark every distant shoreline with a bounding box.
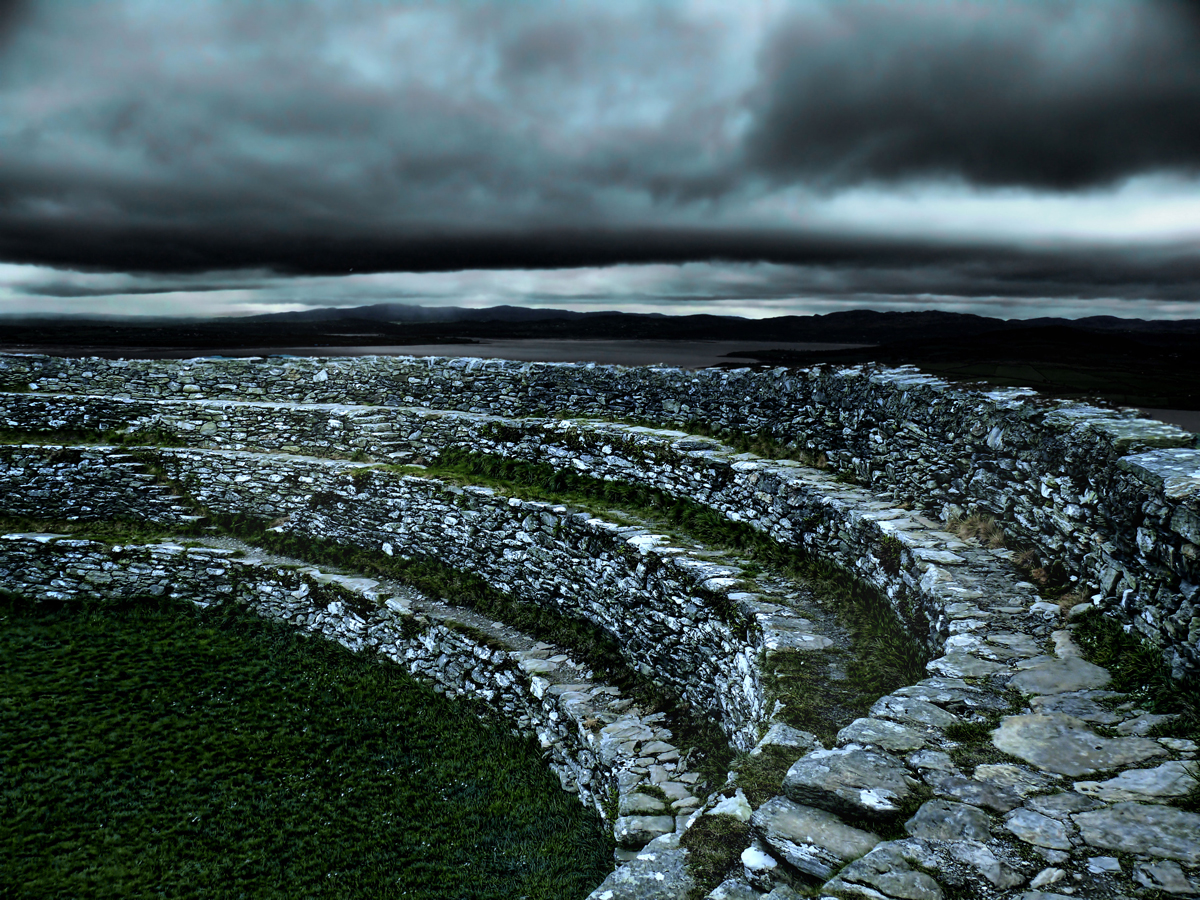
[0,339,870,368]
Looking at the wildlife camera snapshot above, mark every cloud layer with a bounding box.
[1,0,1198,316]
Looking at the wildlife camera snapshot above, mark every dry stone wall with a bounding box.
[4,361,1199,678]
[0,533,693,834]
[4,352,1200,899]
[0,443,771,749]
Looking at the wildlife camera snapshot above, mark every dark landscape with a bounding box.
[5,2,1200,898]
[4,304,1199,411]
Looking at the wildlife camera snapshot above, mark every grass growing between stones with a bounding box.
[0,593,613,900]
[0,425,183,447]
[416,448,929,707]
[1072,608,1200,744]
[0,514,208,545]
[677,813,753,900]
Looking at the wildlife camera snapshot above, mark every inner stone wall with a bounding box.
[1,443,771,748]
[3,351,1198,677]
[0,534,659,823]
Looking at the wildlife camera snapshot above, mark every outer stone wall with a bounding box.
[3,351,1198,677]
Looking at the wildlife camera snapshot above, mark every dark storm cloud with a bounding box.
[746,0,1200,190]
[0,0,1198,312]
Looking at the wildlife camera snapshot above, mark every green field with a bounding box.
[0,595,613,900]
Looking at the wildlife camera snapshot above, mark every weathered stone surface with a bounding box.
[825,842,944,900]
[750,722,822,756]
[1024,791,1101,819]
[1074,760,1199,803]
[1117,712,1178,735]
[905,800,992,842]
[706,877,760,900]
[924,772,1024,813]
[613,815,676,847]
[782,747,916,818]
[927,653,1009,678]
[751,796,880,880]
[1029,691,1123,724]
[620,791,668,815]
[1008,656,1111,695]
[871,694,962,729]
[972,763,1055,798]
[585,832,692,900]
[891,677,994,712]
[991,713,1168,776]
[837,717,928,752]
[1073,802,1200,863]
[942,840,1025,888]
[1134,860,1197,894]
[1003,808,1073,850]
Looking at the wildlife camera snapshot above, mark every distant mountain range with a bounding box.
[232,302,1200,343]
[2,303,1196,408]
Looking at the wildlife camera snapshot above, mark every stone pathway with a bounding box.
[696,538,1200,899]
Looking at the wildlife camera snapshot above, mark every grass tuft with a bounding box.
[678,812,752,900]
[1072,608,1200,743]
[946,513,1007,549]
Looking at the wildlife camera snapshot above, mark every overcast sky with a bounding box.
[2,0,1199,320]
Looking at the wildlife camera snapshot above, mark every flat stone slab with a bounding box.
[925,772,1024,813]
[824,842,944,900]
[585,832,692,900]
[838,717,928,752]
[751,796,880,881]
[783,747,917,817]
[1003,808,1072,850]
[1074,760,1199,803]
[1008,656,1111,695]
[1029,691,1123,724]
[991,713,1168,777]
[871,694,962,728]
[927,652,1010,678]
[1073,802,1200,864]
[905,799,992,842]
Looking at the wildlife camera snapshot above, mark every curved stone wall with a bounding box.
[3,351,1198,677]
[0,533,693,831]
[3,353,1200,900]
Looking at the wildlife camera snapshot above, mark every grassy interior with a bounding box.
[0,593,613,900]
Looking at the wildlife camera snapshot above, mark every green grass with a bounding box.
[0,515,205,545]
[678,813,752,899]
[1072,609,1200,743]
[0,594,613,900]
[0,425,182,448]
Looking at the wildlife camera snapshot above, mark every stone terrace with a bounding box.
[1,353,1198,900]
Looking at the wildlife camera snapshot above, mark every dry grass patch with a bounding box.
[946,513,1007,549]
